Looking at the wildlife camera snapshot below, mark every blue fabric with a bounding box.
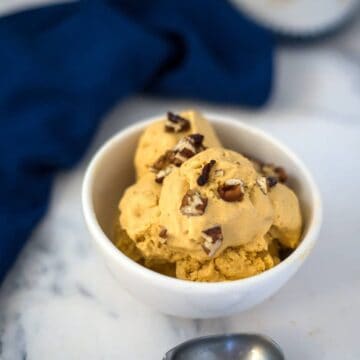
[0,0,273,283]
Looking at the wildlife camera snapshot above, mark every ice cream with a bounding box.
[158,148,274,260]
[115,110,303,282]
[135,110,221,179]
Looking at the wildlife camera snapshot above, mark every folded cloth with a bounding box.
[0,0,273,283]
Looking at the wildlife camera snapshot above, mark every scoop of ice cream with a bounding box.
[158,148,274,261]
[268,183,302,248]
[119,172,183,263]
[114,224,176,277]
[119,173,161,241]
[176,242,280,281]
[114,223,143,263]
[117,111,303,282]
[134,110,222,179]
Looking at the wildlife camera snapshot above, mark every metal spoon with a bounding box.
[164,334,284,360]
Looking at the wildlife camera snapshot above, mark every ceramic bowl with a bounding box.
[82,113,322,318]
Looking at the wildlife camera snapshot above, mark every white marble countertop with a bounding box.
[1,3,360,360]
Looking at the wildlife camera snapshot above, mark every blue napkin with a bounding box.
[0,0,273,283]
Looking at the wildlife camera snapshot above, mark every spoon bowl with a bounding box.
[164,334,284,360]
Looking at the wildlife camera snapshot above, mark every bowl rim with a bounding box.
[82,112,322,292]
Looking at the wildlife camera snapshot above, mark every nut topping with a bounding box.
[266,176,278,188]
[152,134,206,183]
[218,179,245,202]
[152,150,174,171]
[197,160,216,186]
[274,166,288,183]
[188,133,204,146]
[165,112,191,133]
[155,165,174,184]
[214,169,224,177]
[172,133,206,166]
[256,176,278,194]
[173,137,197,165]
[201,225,223,257]
[180,190,208,216]
[261,164,288,183]
[159,227,168,243]
[257,177,268,195]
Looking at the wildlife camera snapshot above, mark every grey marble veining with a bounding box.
[1,6,360,360]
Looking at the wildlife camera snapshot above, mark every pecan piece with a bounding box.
[180,190,208,216]
[165,112,191,133]
[172,133,206,166]
[197,160,216,186]
[152,133,206,183]
[218,179,245,202]
[159,227,168,243]
[155,165,174,184]
[256,176,278,194]
[152,150,174,171]
[261,164,288,183]
[274,166,288,183]
[266,176,278,188]
[201,225,223,257]
[173,137,197,165]
[188,133,205,147]
[214,169,224,177]
[257,177,268,195]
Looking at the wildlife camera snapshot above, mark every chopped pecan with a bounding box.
[256,176,278,194]
[274,166,288,183]
[261,164,288,183]
[155,165,174,184]
[201,225,223,257]
[197,160,216,186]
[165,112,191,133]
[173,137,197,165]
[266,176,278,188]
[152,134,206,183]
[152,150,174,171]
[257,177,268,195]
[172,133,206,166]
[188,133,204,147]
[218,179,245,202]
[159,227,168,243]
[214,169,224,177]
[180,190,208,216]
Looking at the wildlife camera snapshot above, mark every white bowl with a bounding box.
[82,113,322,319]
[231,0,359,37]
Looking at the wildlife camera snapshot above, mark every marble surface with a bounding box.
[1,3,360,360]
